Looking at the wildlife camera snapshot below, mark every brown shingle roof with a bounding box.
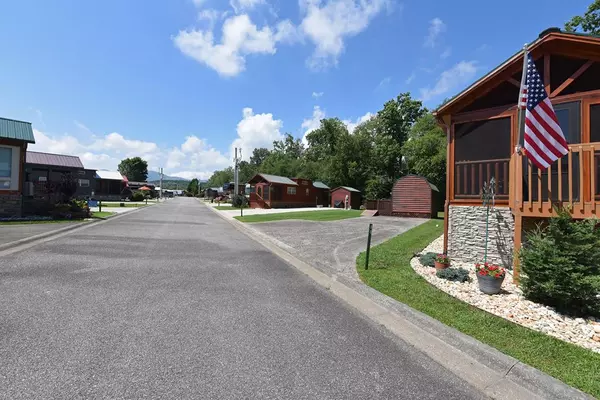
[26,151,84,169]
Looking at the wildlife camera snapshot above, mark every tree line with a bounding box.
[202,92,446,200]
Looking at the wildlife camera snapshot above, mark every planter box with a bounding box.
[434,261,450,269]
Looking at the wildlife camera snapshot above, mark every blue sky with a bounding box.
[0,0,588,179]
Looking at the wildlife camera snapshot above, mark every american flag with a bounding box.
[519,54,568,169]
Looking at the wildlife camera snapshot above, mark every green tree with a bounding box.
[565,1,600,35]
[118,157,148,181]
[249,148,271,166]
[187,178,199,196]
[206,167,234,188]
[238,161,256,183]
[401,113,447,192]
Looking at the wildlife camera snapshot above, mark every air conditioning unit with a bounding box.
[23,181,34,196]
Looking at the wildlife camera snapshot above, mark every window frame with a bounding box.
[79,179,90,188]
[0,145,20,191]
[287,186,296,195]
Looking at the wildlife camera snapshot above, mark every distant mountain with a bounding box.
[147,171,188,181]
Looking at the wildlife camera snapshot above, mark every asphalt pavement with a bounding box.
[0,222,83,246]
[0,197,484,399]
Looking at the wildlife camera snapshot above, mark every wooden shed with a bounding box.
[392,175,441,218]
[330,186,361,209]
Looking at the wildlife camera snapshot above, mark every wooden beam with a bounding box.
[507,77,520,87]
[550,60,594,98]
[544,54,551,95]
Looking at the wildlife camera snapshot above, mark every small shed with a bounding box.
[392,175,441,218]
[312,181,330,207]
[330,186,361,209]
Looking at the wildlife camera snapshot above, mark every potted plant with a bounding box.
[434,254,450,269]
[475,263,506,294]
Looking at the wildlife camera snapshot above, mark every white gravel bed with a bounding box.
[411,235,600,354]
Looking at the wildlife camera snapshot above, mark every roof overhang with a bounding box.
[434,30,600,118]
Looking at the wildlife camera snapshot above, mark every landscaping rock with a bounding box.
[410,235,600,354]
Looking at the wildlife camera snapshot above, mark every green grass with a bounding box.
[213,205,238,210]
[235,209,363,223]
[100,203,147,208]
[0,219,77,225]
[357,220,600,398]
[91,211,115,219]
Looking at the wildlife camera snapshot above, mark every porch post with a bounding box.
[513,212,522,283]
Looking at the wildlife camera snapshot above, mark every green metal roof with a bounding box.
[313,181,330,189]
[256,173,298,185]
[333,186,360,193]
[0,117,35,143]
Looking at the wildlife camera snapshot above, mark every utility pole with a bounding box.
[160,167,163,201]
[234,148,242,196]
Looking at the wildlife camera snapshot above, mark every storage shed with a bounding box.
[392,175,441,218]
[330,186,361,209]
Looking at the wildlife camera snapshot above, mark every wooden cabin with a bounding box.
[434,28,600,280]
[247,173,327,208]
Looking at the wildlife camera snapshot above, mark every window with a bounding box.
[591,104,600,143]
[0,145,19,191]
[78,170,86,176]
[306,188,310,196]
[553,101,580,144]
[454,117,511,162]
[79,179,90,187]
[0,147,11,189]
[287,186,296,195]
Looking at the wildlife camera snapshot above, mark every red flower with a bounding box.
[478,271,485,276]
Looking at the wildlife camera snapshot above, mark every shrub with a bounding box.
[520,208,600,317]
[419,252,437,267]
[436,267,471,283]
[231,194,248,208]
[131,191,146,202]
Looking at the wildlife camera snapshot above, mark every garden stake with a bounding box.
[481,177,496,263]
[365,223,373,270]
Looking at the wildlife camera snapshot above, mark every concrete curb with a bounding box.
[0,204,152,256]
[202,201,593,400]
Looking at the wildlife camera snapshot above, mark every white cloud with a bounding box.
[232,107,283,160]
[173,14,279,77]
[419,61,478,102]
[230,0,266,13]
[440,47,451,59]
[424,17,446,48]
[405,72,416,84]
[377,76,391,89]
[192,0,206,6]
[274,19,302,44]
[312,91,324,98]
[300,0,390,69]
[29,127,231,180]
[343,112,374,133]
[301,105,326,143]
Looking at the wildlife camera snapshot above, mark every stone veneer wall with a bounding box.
[0,193,22,217]
[448,205,515,267]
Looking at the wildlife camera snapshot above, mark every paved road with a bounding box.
[0,198,484,399]
[0,222,83,246]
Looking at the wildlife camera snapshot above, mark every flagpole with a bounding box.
[516,44,529,153]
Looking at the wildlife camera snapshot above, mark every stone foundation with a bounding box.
[0,193,22,217]
[448,205,514,267]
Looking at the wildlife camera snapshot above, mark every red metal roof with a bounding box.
[26,151,84,169]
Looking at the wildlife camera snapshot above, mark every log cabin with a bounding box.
[247,173,329,208]
[433,28,600,281]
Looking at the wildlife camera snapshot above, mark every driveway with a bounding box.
[0,198,481,399]
[249,216,429,280]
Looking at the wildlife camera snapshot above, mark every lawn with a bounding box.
[357,220,600,398]
[99,203,147,208]
[91,211,115,219]
[235,209,362,223]
[0,219,76,225]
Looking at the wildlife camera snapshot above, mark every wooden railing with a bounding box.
[454,158,511,200]
[511,143,600,218]
[249,192,270,209]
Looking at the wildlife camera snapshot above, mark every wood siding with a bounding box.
[392,176,434,218]
[330,188,361,209]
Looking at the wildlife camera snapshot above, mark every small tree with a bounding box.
[520,208,600,317]
[118,157,149,182]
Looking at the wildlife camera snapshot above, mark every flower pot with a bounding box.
[434,261,449,269]
[476,274,505,294]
